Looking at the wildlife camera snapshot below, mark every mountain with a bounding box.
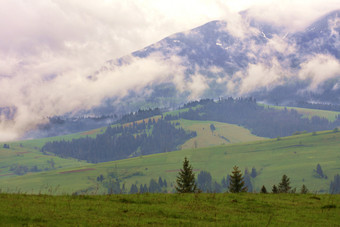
[111,9,340,105]
[22,10,340,139]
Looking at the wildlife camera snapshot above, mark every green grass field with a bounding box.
[0,193,339,226]
[177,119,264,149]
[0,144,89,179]
[1,130,339,195]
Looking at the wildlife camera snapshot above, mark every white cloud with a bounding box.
[0,53,186,141]
[238,58,289,94]
[298,54,340,92]
[187,73,209,100]
[0,0,339,140]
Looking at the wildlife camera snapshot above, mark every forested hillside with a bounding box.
[41,118,196,163]
[176,98,340,138]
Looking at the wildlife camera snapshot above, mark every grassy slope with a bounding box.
[0,193,339,226]
[177,119,263,149]
[1,130,340,194]
[0,117,263,184]
[0,144,90,178]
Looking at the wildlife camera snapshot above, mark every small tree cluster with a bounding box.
[129,177,168,194]
[271,175,291,193]
[197,170,223,193]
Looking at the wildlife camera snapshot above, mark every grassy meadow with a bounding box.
[176,119,264,149]
[0,193,339,226]
[1,130,339,195]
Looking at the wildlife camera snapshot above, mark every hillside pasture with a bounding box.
[177,119,264,149]
[1,130,340,195]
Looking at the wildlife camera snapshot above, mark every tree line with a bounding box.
[91,158,340,195]
[41,118,196,163]
[176,98,340,138]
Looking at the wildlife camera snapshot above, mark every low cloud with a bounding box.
[237,59,289,95]
[298,54,340,92]
[0,1,339,141]
[187,73,209,100]
[0,53,186,141]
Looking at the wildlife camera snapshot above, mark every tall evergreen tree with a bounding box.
[316,164,324,178]
[260,185,267,193]
[272,185,278,193]
[129,184,138,194]
[300,184,308,194]
[139,184,144,193]
[243,173,253,192]
[278,174,291,193]
[329,174,340,194]
[158,177,164,188]
[175,157,197,193]
[251,167,257,178]
[149,179,161,193]
[197,170,212,192]
[221,176,228,189]
[228,166,247,193]
[213,181,222,193]
[143,184,148,193]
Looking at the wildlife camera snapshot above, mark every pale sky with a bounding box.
[0,0,339,140]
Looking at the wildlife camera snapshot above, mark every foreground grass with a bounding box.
[0,193,339,226]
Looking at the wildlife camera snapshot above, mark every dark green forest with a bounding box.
[41,119,196,163]
[176,98,340,138]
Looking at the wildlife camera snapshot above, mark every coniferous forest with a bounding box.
[41,118,196,163]
[177,98,340,138]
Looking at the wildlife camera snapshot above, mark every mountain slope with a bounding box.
[111,9,340,105]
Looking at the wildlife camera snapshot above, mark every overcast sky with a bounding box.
[0,0,339,141]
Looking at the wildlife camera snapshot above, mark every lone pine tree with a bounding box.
[175,157,197,193]
[315,164,324,178]
[278,174,291,193]
[272,185,278,193]
[300,184,308,194]
[261,185,268,193]
[228,166,247,193]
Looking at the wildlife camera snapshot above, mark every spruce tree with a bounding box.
[278,174,291,193]
[300,184,308,194]
[316,164,324,178]
[175,157,197,193]
[139,184,144,193]
[129,184,138,194]
[143,184,148,193]
[272,185,278,193]
[228,166,247,193]
[261,185,267,193]
[158,177,164,187]
[197,170,212,192]
[329,174,340,194]
[251,167,257,178]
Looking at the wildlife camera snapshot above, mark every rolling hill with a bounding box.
[1,129,339,195]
